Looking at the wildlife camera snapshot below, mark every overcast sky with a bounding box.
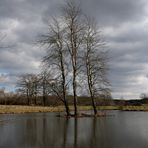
[0,0,148,99]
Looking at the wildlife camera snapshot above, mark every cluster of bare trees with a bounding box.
[17,74,39,105]
[39,1,110,116]
[16,1,110,116]
[16,72,52,106]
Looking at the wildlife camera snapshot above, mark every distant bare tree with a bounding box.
[16,74,31,105]
[31,74,39,105]
[38,70,52,106]
[16,74,40,105]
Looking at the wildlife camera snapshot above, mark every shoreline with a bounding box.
[0,105,118,114]
[0,105,148,114]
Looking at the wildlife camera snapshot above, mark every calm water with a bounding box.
[0,111,148,148]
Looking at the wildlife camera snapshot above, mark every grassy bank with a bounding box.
[0,105,119,114]
[0,105,64,114]
[0,105,148,114]
[121,105,148,111]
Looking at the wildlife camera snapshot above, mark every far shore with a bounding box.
[0,105,148,114]
[0,105,118,114]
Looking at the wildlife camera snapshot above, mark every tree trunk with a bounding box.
[43,95,46,106]
[64,100,70,116]
[27,89,30,105]
[72,48,78,116]
[91,95,97,115]
[60,49,71,116]
[43,82,46,106]
[88,84,97,115]
[86,58,97,115]
[73,77,77,116]
[28,97,30,105]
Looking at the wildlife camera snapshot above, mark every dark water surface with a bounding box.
[0,111,148,148]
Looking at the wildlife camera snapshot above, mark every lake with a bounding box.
[0,111,148,148]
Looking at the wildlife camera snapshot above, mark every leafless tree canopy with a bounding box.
[38,0,110,115]
[12,0,112,115]
[16,74,40,105]
[80,16,110,114]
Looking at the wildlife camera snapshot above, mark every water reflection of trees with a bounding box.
[17,115,112,148]
[62,117,97,148]
[90,117,96,148]
[45,117,97,148]
[1,112,148,148]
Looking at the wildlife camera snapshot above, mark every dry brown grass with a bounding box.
[121,105,148,111]
[0,105,120,114]
[0,105,65,114]
[0,105,93,114]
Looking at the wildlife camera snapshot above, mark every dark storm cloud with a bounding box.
[1,0,145,25]
[0,0,148,98]
[81,0,146,26]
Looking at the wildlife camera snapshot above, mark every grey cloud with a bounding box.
[81,0,147,26]
[0,0,148,99]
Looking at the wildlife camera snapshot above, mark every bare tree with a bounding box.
[16,74,30,105]
[38,70,54,106]
[16,74,40,105]
[39,0,110,116]
[39,71,49,106]
[40,18,71,116]
[62,1,85,115]
[83,17,110,115]
[31,74,39,105]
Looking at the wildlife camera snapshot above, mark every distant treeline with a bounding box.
[0,95,113,106]
[114,98,148,106]
[0,95,148,106]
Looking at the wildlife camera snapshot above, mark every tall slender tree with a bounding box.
[62,1,85,115]
[40,18,71,116]
[83,17,110,115]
